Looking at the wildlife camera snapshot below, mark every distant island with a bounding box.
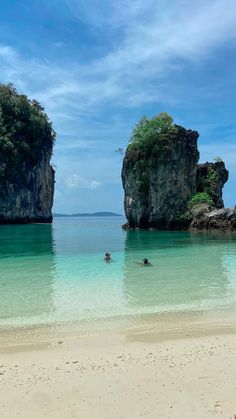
[53,212,123,217]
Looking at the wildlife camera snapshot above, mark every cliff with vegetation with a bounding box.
[0,84,55,224]
[122,113,234,230]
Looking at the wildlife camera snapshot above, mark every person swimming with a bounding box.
[104,252,111,261]
[136,258,152,266]
[143,258,151,265]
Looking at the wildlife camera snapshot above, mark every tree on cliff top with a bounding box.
[130,112,176,147]
[0,83,55,178]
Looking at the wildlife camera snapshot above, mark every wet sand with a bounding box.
[1,327,236,419]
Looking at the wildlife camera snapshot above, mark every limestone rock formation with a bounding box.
[122,124,199,228]
[0,83,55,224]
[0,154,54,223]
[197,162,229,208]
[122,113,231,230]
[190,207,236,231]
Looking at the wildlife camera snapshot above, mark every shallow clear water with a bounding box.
[0,217,236,328]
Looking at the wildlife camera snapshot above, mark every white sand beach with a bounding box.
[1,325,236,419]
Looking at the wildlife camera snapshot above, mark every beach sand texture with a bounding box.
[1,329,236,419]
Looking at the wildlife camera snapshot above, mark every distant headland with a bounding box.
[53,212,122,217]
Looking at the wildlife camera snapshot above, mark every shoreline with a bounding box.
[1,320,236,354]
[1,306,236,351]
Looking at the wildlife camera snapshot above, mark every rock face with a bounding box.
[122,125,199,228]
[197,162,229,208]
[0,153,54,224]
[122,120,231,230]
[190,207,236,231]
[0,83,55,224]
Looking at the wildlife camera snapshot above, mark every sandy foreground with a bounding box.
[1,324,236,419]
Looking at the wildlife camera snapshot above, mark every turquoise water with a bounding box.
[0,217,236,329]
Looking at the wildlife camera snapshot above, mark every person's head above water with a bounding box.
[104,252,111,260]
[143,258,149,265]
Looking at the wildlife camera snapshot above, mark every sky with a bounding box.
[0,0,235,213]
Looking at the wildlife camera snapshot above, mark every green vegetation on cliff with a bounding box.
[128,112,177,155]
[127,113,176,193]
[125,112,199,195]
[201,168,219,196]
[187,192,214,210]
[176,193,214,224]
[0,83,55,179]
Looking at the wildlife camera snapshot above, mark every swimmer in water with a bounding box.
[143,258,152,265]
[104,252,111,261]
[136,258,152,266]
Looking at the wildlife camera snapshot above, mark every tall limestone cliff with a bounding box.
[122,124,199,228]
[0,84,55,224]
[122,113,230,229]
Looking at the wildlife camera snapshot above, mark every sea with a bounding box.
[1,217,236,337]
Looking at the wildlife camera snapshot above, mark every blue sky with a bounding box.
[0,0,235,213]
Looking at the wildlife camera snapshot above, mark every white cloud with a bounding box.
[62,0,155,28]
[1,0,236,121]
[65,174,80,189]
[65,174,101,190]
[90,181,101,189]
